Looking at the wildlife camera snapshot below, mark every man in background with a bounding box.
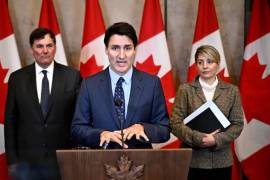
[4,27,82,180]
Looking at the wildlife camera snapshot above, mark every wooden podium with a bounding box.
[56,149,192,180]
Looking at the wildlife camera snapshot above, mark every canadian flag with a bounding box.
[235,0,270,179]
[79,0,108,78]
[188,0,240,179]
[135,0,177,148]
[39,0,68,65]
[0,0,21,179]
[188,0,230,82]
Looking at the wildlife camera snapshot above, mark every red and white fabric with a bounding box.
[0,0,21,179]
[135,0,177,148]
[187,0,230,83]
[236,0,270,179]
[79,0,108,78]
[39,0,68,65]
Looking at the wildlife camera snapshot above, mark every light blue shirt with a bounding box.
[109,67,133,118]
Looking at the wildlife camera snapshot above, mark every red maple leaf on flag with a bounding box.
[241,143,270,179]
[240,54,270,124]
[187,63,198,82]
[136,55,161,76]
[80,56,104,78]
[136,56,174,114]
[217,68,231,83]
[0,62,8,124]
[160,72,175,114]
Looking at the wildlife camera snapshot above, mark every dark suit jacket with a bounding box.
[71,67,170,149]
[170,77,243,168]
[4,62,81,167]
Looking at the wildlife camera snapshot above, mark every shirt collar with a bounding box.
[199,76,218,90]
[109,66,133,85]
[35,61,54,75]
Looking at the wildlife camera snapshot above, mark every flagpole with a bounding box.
[244,0,252,39]
[164,0,167,35]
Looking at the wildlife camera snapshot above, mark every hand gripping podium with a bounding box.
[56,149,192,180]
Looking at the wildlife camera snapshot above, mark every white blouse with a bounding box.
[199,76,218,101]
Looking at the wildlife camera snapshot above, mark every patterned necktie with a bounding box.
[41,70,50,118]
[114,77,125,122]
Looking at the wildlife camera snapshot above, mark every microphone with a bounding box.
[114,98,124,148]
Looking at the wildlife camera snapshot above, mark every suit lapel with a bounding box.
[125,69,143,126]
[46,62,65,120]
[213,79,227,101]
[192,78,206,103]
[196,87,206,103]
[27,64,44,121]
[100,68,120,127]
[193,77,227,103]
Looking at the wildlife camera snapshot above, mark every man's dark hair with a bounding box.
[29,27,56,46]
[104,22,138,48]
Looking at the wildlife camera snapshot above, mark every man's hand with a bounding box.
[122,124,149,142]
[201,129,220,148]
[99,131,128,148]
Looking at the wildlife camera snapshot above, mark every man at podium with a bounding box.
[71,22,170,149]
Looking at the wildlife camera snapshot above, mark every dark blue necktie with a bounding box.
[41,70,50,118]
[114,77,125,122]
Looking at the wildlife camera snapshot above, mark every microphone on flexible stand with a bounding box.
[114,98,125,148]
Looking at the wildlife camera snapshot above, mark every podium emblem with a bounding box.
[104,154,145,180]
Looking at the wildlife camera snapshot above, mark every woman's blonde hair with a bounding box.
[195,45,220,64]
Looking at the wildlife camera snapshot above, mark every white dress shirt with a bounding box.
[109,67,133,118]
[35,62,54,103]
[199,76,218,101]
